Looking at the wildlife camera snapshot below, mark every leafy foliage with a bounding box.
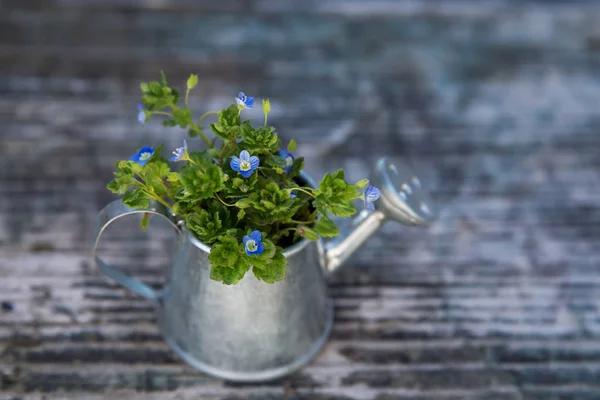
[107,73,374,285]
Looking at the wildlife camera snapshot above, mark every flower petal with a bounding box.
[239,168,253,178]
[249,156,260,170]
[243,235,250,245]
[240,150,250,162]
[230,157,241,172]
[250,230,262,243]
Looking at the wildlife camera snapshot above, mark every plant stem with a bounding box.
[197,111,219,124]
[141,189,172,210]
[188,120,212,147]
[215,193,236,207]
[272,227,298,240]
[167,104,212,147]
[152,111,173,117]
[288,187,316,198]
[289,219,315,225]
[185,88,191,108]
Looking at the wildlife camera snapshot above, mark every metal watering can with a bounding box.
[93,158,436,382]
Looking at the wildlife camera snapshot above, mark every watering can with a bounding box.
[93,157,436,382]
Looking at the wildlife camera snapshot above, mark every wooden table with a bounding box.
[1,1,600,399]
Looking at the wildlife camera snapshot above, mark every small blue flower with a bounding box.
[243,230,264,256]
[137,103,145,124]
[235,92,255,109]
[290,190,298,199]
[279,150,295,173]
[363,184,381,211]
[230,150,259,178]
[169,139,188,162]
[130,146,155,166]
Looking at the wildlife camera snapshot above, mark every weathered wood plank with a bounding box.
[3,0,600,398]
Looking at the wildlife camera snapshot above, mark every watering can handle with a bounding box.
[92,199,182,302]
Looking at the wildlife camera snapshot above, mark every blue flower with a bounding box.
[290,190,298,198]
[169,139,188,162]
[235,92,255,109]
[137,103,145,124]
[130,146,155,166]
[230,150,259,178]
[279,150,295,173]
[243,230,264,256]
[363,184,381,211]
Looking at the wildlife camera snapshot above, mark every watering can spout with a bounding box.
[323,158,437,276]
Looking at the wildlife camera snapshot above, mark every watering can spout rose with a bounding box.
[324,158,436,275]
[93,76,436,382]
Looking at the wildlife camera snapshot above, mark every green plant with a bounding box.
[107,73,380,285]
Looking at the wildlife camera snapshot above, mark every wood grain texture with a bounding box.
[1,0,600,399]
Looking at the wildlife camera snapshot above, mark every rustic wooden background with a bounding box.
[2,0,600,399]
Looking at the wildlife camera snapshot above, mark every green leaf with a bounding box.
[218,105,241,130]
[288,139,297,152]
[252,249,287,283]
[206,148,220,158]
[313,216,339,237]
[209,123,230,140]
[237,209,246,220]
[265,154,287,169]
[116,160,133,174]
[247,182,300,222]
[149,81,162,96]
[208,235,251,285]
[122,188,149,209]
[238,125,280,154]
[234,198,253,209]
[315,169,361,217]
[329,202,356,217]
[186,206,230,244]
[113,175,137,195]
[172,107,192,129]
[140,82,150,93]
[251,238,277,263]
[187,74,198,89]
[162,119,177,127]
[171,88,180,106]
[210,262,250,285]
[167,172,179,183]
[208,236,241,268]
[106,180,120,194]
[288,156,304,179]
[297,227,319,241]
[178,163,224,200]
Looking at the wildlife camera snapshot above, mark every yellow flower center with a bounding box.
[240,160,251,171]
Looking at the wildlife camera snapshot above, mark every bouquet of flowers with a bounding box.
[107,73,380,284]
